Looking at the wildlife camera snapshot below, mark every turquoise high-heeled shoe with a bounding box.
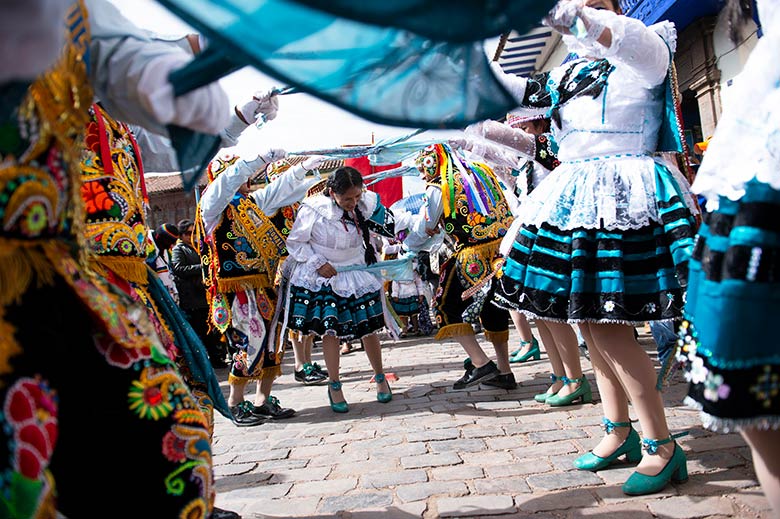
[534,373,562,402]
[375,373,393,403]
[574,418,642,471]
[510,337,541,363]
[546,376,593,406]
[327,380,349,413]
[622,434,688,495]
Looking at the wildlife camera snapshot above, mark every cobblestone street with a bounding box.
[212,326,772,518]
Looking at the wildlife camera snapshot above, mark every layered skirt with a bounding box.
[679,180,780,431]
[494,156,697,324]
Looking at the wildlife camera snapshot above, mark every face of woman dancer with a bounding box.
[332,185,363,213]
[583,0,620,13]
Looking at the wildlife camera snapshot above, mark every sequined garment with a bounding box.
[0,3,215,517]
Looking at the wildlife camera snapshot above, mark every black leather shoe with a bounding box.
[211,507,241,519]
[230,401,265,427]
[453,360,499,389]
[481,372,517,390]
[294,363,328,385]
[252,396,296,419]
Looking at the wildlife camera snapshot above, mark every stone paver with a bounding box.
[211,326,770,518]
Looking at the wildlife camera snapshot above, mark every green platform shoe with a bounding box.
[546,376,593,406]
[375,373,393,403]
[622,434,688,495]
[534,374,563,402]
[574,418,642,471]
[327,380,349,413]
[510,337,540,363]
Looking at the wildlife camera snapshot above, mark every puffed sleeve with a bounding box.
[285,204,328,270]
[564,8,672,88]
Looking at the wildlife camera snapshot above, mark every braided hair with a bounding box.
[325,167,378,265]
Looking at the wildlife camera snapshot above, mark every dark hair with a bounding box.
[608,0,622,13]
[177,219,194,232]
[326,167,377,265]
[153,223,180,251]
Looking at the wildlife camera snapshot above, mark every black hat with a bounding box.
[153,223,180,251]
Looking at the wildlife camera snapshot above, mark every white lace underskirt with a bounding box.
[692,30,780,210]
[288,263,383,299]
[516,155,698,231]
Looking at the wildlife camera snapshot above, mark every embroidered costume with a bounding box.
[0,2,215,517]
[285,191,401,340]
[491,14,698,324]
[405,144,513,342]
[198,154,317,385]
[679,0,780,431]
[81,103,230,419]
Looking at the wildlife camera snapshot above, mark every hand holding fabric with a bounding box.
[245,148,287,173]
[543,0,581,35]
[301,155,329,171]
[238,89,280,124]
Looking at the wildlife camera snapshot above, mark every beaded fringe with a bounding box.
[684,396,780,433]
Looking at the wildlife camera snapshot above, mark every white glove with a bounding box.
[447,137,473,152]
[138,52,230,134]
[301,155,329,171]
[543,0,581,34]
[244,148,287,172]
[238,89,280,124]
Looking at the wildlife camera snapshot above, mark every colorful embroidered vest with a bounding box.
[207,193,287,293]
[416,144,512,287]
[81,103,150,284]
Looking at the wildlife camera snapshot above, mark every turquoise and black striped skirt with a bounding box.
[391,295,420,316]
[288,284,385,340]
[494,166,696,324]
[681,180,780,431]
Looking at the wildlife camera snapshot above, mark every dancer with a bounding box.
[678,0,780,513]
[285,167,405,412]
[405,143,515,390]
[489,0,697,494]
[464,115,586,405]
[197,151,324,424]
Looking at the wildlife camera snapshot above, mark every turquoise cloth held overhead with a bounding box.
[279,0,554,42]
[157,0,545,129]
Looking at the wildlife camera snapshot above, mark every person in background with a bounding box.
[172,218,229,367]
[149,223,180,302]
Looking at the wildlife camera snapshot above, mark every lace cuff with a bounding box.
[465,120,537,160]
[307,254,328,270]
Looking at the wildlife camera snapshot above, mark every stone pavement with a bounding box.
[211,326,772,519]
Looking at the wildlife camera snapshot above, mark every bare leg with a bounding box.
[545,321,583,397]
[227,380,248,408]
[362,333,390,394]
[456,333,490,367]
[410,314,420,333]
[254,376,273,405]
[536,319,565,395]
[510,310,535,356]
[491,336,510,374]
[588,323,674,474]
[741,428,780,515]
[290,331,306,372]
[400,315,409,333]
[579,323,631,456]
[322,334,345,404]
[301,333,314,365]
